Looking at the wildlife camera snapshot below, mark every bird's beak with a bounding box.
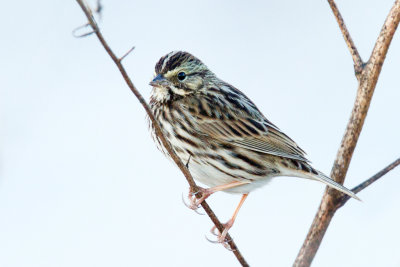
[149,74,168,87]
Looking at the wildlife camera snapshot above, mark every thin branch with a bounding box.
[336,158,400,208]
[119,46,135,62]
[352,158,400,194]
[327,0,364,78]
[294,1,400,266]
[74,1,249,266]
[72,23,95,38]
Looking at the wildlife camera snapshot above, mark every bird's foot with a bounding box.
[206,219,235,250]
[182,187,212,214]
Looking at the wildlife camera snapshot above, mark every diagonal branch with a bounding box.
[351,158,400,194]
[336,158,400,208]
[328,0,364,78]
[74,1,249,266]
[294,1,400,266]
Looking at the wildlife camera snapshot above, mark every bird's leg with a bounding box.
[184,181,249,211]
[210,193,249,246]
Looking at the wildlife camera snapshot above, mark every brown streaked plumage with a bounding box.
[148,51,359,244]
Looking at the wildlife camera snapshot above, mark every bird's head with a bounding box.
[150,51,214,103]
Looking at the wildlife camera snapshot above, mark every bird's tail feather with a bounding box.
[280,161,360,201]
[312,171,360,201]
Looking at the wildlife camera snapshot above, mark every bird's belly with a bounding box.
[159,120,278,194]
[177,148,275,194]
[188,159,238,187]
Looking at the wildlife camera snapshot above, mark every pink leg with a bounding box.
[210,193,249,246]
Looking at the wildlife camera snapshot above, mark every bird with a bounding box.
[148,51,359,244]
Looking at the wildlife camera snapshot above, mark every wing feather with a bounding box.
[183,92,308,162]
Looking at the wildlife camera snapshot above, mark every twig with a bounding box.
[294,1,400,267]
[74,1,249,266]
[352,158,400,194]
[327,0,364,78]
[119,46,135,62]
[72,23,95,38]
[335,158,400,208]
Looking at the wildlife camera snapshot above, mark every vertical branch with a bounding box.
[294,1,400,266]
[74,1,249,266]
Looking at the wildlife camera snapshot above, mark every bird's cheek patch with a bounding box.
[186,77,204,91]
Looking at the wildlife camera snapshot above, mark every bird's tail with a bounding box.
[281,160,360,201]
[311,170,360,201]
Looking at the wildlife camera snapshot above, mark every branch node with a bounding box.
[328,0,363,78]
[354,62,367,80]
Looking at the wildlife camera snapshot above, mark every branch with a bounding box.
[74,1,249,266]
[335,158,400,208]
[351,158,400,194]
[327,0,364,77]
[294,1,400,266]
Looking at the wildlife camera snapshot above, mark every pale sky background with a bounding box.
[1,0,400,266]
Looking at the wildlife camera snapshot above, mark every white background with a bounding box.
[1,0,399,266]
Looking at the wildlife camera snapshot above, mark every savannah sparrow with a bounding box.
[149,51,359,244]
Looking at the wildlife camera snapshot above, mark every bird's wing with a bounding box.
[183,92,309,162]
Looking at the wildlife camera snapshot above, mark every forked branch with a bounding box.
[327,0,364,77]
[74,1,249,266]
[294,1,400,266]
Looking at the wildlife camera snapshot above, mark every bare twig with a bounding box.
[294,1,400,266]
[335,158,400,208]
[74,1,249,266]
[327,0,364,78]
[72,23,95,38]
[351,158,400,194]
[119,46,135,62]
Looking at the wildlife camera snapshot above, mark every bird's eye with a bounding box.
[177,72,186,81]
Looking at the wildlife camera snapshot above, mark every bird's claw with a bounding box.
[205,230,235,251]
[205,220,236,250]
[210,225,220,236]
[205,233,220,244]
[181,192,205,215]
